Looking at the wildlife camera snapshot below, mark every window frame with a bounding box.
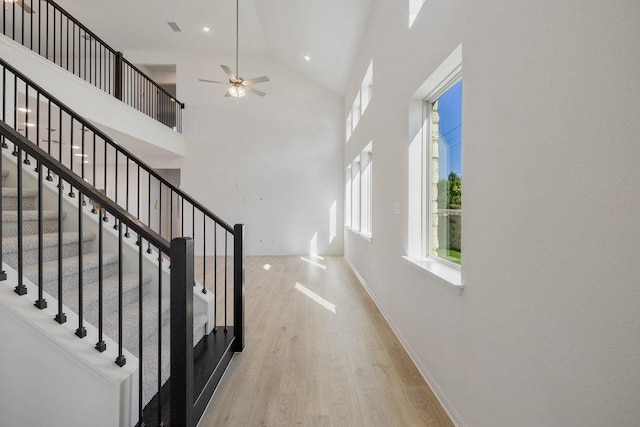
[422,75,463,270]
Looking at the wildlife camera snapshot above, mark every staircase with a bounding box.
[0,7,245,422]
[2,147,209,406]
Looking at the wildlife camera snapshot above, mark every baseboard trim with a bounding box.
[344,256,466,427]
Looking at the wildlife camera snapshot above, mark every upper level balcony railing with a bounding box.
[1,0,184,132]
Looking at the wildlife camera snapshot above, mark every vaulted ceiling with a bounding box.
[55,0,374,95]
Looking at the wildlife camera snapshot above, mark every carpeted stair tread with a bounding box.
[2,231,96,254]
[60,272,153,323]
[2,209,60,221]
[23,252,118,285]
[2,187,37,198]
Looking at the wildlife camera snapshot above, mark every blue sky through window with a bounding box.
[437,80,462,178]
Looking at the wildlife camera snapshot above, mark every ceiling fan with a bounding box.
[3,0,34,14]
[199,0,269,97]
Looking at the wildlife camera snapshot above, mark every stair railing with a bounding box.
[1,56,245,426]
[0,119,244,426]
[0,0,185,131]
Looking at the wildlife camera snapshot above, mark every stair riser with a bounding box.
[3,196,37,210]
[3,240,94,268]
[2,218,59,237]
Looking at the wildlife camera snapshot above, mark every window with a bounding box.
[345,144,373,239]
[406,44,462,293]
[426,80,462,266]
[360,143,372,236]
[345,165,352,228]
[361,61,373,114]
[351,158,361,231]
[352,92,361,129]
[346,60,373,142]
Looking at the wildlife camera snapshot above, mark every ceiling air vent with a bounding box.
[167,22,182,33]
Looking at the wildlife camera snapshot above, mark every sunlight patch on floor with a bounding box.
[294,282,336,313]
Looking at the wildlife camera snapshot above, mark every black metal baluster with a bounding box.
[23,84,30,165]
[181,196,184,236]
[125,158,130,237]
[34,162,47,309]
[12,73,17,156]
[147,173,151,253]
[103,139,108,222]
[115,223,126,367]
[113,149,118,229]
[81,124,86,185]
[213,223,217,332]
[137,237,144,426]
[0,133,5,281]
[203,216,206,294]
[45,2,49,61]
[54,167,66,324]
[95,207,106,352]
[91,133,97,211]
[157,253,163,425]
[1,68,6,150]
[66,15,69,71]
[46,99,52,180]
[14,147,26,295]
[52,8,56,64]
[158,182,162,238]
[169,189,173,241]
[75,188,87,338]
[224,231,228,332]
[68,117,75,197]
[29,0,32,50]
[72,20,75,75]
[234,224,245,351]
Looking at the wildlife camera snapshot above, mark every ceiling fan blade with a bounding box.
[199,79,230,85]
[220,65,237,82]
[242,76,270,85]
[16,0,34,14]
[245,86,266,97]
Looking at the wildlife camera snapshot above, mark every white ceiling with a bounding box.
[54,0,374,95]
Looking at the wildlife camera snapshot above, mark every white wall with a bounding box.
[344,0,640,426]
[127,51,345,256]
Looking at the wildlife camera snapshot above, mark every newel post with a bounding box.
[170,237,194,427]
[114,52,124,101]
[233,224,245,352]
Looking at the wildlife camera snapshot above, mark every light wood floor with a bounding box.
[196,256,453,427]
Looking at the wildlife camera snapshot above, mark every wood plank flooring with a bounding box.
[195,256,453,427]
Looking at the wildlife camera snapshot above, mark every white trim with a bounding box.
[344,256,466,427]
[402,256,464,295]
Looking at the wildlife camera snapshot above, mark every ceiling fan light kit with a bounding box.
[198,0,269,98]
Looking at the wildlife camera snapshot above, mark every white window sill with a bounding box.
[346,227,372,242]
[402,256,464,295]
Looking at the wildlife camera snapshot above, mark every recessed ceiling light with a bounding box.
[74,153,88,157]
[202,26,211,33]
[23,122,36,127]
[17,107,31,113]
[72,145,81,149]
[304,55,311,62]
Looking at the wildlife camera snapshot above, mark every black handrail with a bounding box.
[0,56,232,233]
[0,120,170,252]
[0,0,185,130]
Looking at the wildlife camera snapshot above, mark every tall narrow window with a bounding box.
[360,143,373,237]
[352,92,361,129]
[427,79,462,265]
[346,111,353,142]
[345,165,352,228]
[361,61,373,114]
[351,158,361,231]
